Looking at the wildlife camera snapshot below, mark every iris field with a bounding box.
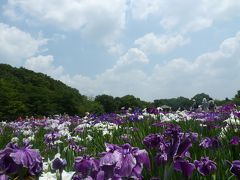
[0,104,240,179]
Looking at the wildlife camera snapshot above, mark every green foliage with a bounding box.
[154,96,192,110]
[95,94,117,113]
[95,94,151,113]
[118,95,149,109]
[0,64,101,120]
[87,101,105,115]
[235,90,240,98]
[233,90,240,105]
[191,93,212,105]
[215,98,232,106]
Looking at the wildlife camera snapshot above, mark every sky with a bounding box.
[0,0,240,101]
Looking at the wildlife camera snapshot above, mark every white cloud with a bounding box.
[116,48,149,65]
[56,31,240,101]
[4,0,127,43]
[56,48,149,97]
[107,43,124,55]
[134,33,190,54]
[130,0,240,32]
[147,31,240,99]
[130,0,162,20]
[0,23,47,65]
[24,55,64,77]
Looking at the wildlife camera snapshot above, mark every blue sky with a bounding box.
[0,0,240,101]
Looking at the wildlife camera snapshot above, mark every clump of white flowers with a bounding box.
[91,122,118,136]
[11,137,19,143]
[224,113,240,125]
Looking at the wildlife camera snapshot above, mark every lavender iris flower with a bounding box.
[98,143,150,179]
[194,157,217,176]
[0,142,43,178]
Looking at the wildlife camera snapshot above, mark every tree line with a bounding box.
[0,64,239,121]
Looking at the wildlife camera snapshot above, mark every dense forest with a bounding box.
[0,64,239,121]
[0,64,103,120]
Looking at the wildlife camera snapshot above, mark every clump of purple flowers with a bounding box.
[72,143,150,180]
[73,155,99,179]
[143,125,196,178]
[98,143,150,179]
[0,141,43,179]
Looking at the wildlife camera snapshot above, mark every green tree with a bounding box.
[233,90,240,105]
[191,93,212,105]
[95,94,117,113]
[119,95,143,109]
[0,64,94,120]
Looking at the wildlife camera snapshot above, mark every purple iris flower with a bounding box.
[146,108,159,115]
[68,139,86,153]
[180,132,198,142]
[0,142,43,178]
[152,122,169,128]
[234,112,240,118]
[0,174,8,180]
[73,155,99,179]
[172,138,195,177]
[120,134,131,143]
[228,160,240,178]
[44,132,61,144]
[174,157,195,177]
[230,136,240,146]
[199,137,220,149]
[194,157,217,176]
[164,124,181,138]
[144,125,195,178]
[52,154,67,172]
[98,143,150,179]
[143,134,163,149]
[156,134,192,165]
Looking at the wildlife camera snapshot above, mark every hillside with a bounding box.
[0,64,100,120]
